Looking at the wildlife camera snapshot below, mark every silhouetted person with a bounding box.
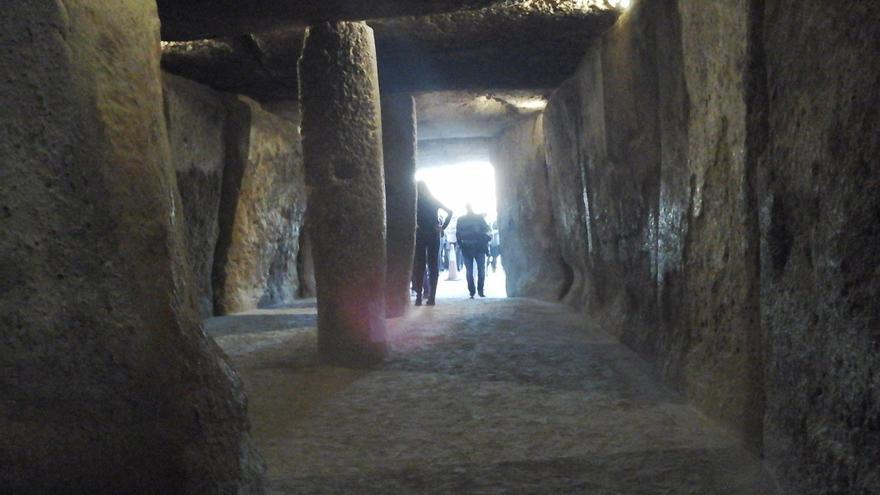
[413,181,452,306]
[456,203,491,298]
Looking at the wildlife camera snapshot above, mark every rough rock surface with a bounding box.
[542,0,763,448]
[209,298,778,494]
[676,0,764,450]
[300,22,388,366]
[164,73,228,318]
[758,1,880,492]
[542,2,665,360]
[492,115,567,301]
[213,96,306,314]
[0,1,263,492]
[538,1,880,492]
[381,95,418,318]
[542,78,591,309]
[158,0,505,40]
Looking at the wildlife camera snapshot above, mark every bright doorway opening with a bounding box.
[414,161,507,299]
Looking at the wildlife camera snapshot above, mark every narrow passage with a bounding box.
[207,299,777,494]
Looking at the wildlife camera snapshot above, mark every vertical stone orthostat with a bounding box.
[0,1,264,492]
[381,94,418,318]
[299,21,388,366]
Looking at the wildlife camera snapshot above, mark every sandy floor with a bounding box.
[206,295,778,494]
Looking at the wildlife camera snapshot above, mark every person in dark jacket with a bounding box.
[455,203,491,298]
[413,181,452,306]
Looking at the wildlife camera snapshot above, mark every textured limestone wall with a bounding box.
[213,96,307,314]
[582,3,663,358]
[163,74,228,318]
[543,1,666,353]
[540,0,879,490]
[0,1,263,492]
[163,81,308,316]
[493,115,567,301]
[759,1,880,492]
[543,78,591,308]
[676,0,764,448]
[542,0,763,447]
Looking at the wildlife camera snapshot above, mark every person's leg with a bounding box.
[463,249,476,297]
[426,236,440,304]
[476,251,486,296]
[413,237,427,304]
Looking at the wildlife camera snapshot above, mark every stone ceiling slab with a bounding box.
[158,0,505,40]
[415,90,550,139]
[373,0,619,91]
[162,1,621,98]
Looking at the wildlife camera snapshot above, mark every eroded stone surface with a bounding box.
[492,115,567,301]
[213,96,306,314]
[677,0,764,450]
[164,73,228,317]
[209,298,777,494]
[381,95,418,318]
[300,21,388,366]
[538,2,879,493]
[0,2,263,492]
[543,77,591,309]
[541,0,763,450]
[759,1,880,492]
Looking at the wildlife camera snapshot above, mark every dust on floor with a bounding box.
[208,297,778,494]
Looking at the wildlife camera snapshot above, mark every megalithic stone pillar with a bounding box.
[299,21,388,366]
[381,95,418,317]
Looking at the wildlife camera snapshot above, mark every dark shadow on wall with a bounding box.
[258,216,300,308]
[296,214,317,299]
[211,97,251,316]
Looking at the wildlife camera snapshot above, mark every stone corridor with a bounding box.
[208,298,777,494]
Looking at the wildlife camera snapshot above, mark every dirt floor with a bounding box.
[206,295,778,494]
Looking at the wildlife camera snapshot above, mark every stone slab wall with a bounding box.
[164,77,307,317]
[543,78,591,308]
[492,114,568,301]
[538,0,879,491]
[759,1,880,492]
[542,0,763,448]
[677,0,764,449]
[163,74,228,318]
[0,1,263,492]
[212,96,307,315]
